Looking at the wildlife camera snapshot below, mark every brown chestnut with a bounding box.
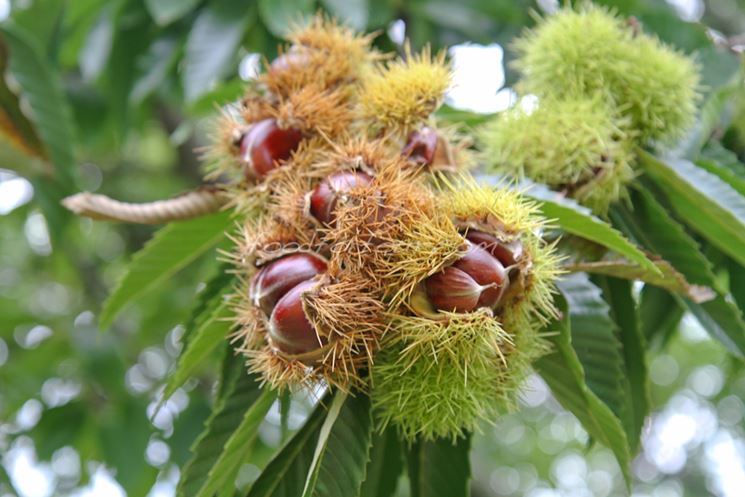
[309,170,374,225]
[268,279,324,355]
[250,253,327,316]
[464,230,523,268]
[423,241,508,313]
[402,127,438,166]
[240,118,302,178]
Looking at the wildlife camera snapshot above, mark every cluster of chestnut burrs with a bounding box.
[212,17,559,440]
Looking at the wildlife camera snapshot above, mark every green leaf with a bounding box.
[183,0,254,102]
[525,185,660,276]
[177,369,268,497]
[535,294,632,485]
[557,274,626,418]
[99,397,159,497]
[407,435,471,497]
[0,462,20,496]
[246,397,329,497]
[595,277,650,454]
[436,105,496,127]
[182,263,235,347]
[639,285,685,350]
[216,343,247,403]
[30,176,74,245]
[194,388,276,497]
[101,3,151,130]
[187,78,246,116]
[727,257,745,312]
[673,80,740,157]
[0,22,76,187]
[611,187,745,359]
[130,35,180,105]
[694,158,745,198]
[699,142,745,178]
[258,0,314,37]
[145,0,202,26]
[279,391,292,442]
[610,187,720,290]
[360,426,403,497]
[161,287,234,403]
[99,210,233,329]
[320,0,369,29]
[301,391,374,497]
[638,150,745,268]
[79,5,115,82]
[0,37,44,161]
[564,258,714,303]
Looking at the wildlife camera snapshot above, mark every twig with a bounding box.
[62,186,229,224]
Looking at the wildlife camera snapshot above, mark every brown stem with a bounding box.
[61,186,229,224]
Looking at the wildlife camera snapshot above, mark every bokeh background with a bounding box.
[1,0,744,496]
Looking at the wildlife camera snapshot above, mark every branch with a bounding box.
[62,187,229,224]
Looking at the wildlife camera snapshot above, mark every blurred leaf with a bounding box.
[320,0,368,30]
[177,369,266,497]
[0,43,45,161]
[564,258,714,303]
[436,105,496,127]
[407,435,471,497]
[697,45,743,94]
[183,0,254,102]
[170,396,212,467]
[301,391,373,497]
[194,389,275,497]
[0,463,19,496]
[30,176,73,244]
[79,5,115,82]
[525,186,660,276]
[639,150,745,268]
[130,35,181,105]
[612,187,745,359]
[639,285,685,349]
[161,287,233,404]
[0,22,76,187]
[258,0,314,37]
[188,78,245,115]
[145,0,202,26]
[418,1,491,39]
[32,401,89,459]
[246,397,329,497]
[100,397,159,497]
[596,276,650,454]
[8,0,66,54]
[535,293,632,486]
[104,5,151,131]
[99,210,233,329]
[360,426,403,497]
[673,76,740,157]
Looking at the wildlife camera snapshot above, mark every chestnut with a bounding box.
[240,118,303,178]
[423,241,508,313]
[250,253,327,316]
[464,230,523,268]
[268,279,324,355]
[402,127,439,166]
[309,170,374,225]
